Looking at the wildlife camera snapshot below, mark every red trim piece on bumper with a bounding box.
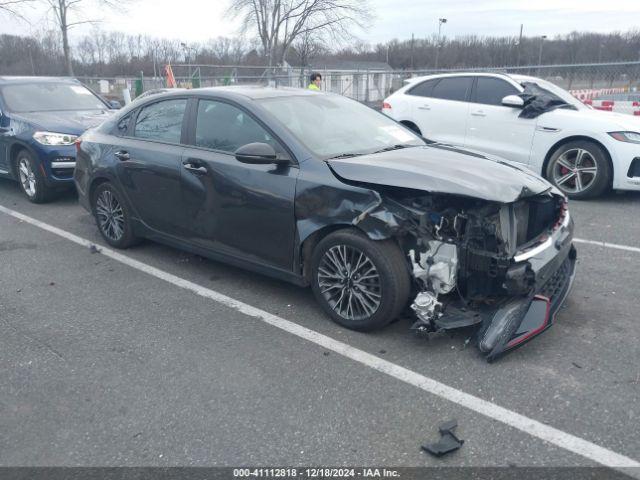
[506,295,551,349]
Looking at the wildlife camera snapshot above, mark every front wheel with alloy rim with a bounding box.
[546,140,611,199]
[91,182,140,248]
[15,150,56,203]
[310,229,410,332]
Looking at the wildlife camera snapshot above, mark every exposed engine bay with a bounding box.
[355,187,576,361]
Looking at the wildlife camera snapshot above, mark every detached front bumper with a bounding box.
[478,212,577,361]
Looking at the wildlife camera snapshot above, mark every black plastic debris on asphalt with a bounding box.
[421,419,464,457]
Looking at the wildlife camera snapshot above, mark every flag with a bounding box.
[165,64,177,88]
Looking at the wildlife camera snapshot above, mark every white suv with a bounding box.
[383,72,640,199]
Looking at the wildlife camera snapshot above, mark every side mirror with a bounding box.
[234,142,286,165]
[108,100,122,109]
[502,95,524,108]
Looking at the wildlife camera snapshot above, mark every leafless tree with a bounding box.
[39,0,134,76]
[291,29,327,67]
[4,26,640,82]
[227,0,372,67]
[0,0,34,19]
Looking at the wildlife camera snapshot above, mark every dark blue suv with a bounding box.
[0,77,117,203]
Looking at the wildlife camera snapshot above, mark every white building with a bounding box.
[291,60,394,104]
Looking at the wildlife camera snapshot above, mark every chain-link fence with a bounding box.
[78,61,640,112]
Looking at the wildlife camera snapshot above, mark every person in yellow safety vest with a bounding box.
[308,72,322,91]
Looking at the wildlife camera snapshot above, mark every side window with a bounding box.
[115,113,132,136]
[194,99,282,154]
[133,99,187,143]
[430,77,473,102]
[407,79,438,97]
[474,77,520,106]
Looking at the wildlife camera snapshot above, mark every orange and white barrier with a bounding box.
[587,99,640,115]
[568,87,640,116]
[569,87,626,102]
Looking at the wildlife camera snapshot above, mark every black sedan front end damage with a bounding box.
[327,145,577,361]
[476,211,576,361]
[393,190,576,361]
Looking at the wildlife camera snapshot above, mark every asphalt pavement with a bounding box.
[0,178,639,468]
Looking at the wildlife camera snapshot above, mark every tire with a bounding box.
[545,140,611,199]
[14,149,57,203]
[310,229,411,332]
[91,182,140,248]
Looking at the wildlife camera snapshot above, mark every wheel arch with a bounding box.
[542,135,613,187]
[87,176,112,206]
[298,223,407,286]
[399,120,421,135]
[8,141,38,179]
[299,224,360,285]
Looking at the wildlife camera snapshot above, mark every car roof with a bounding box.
[403,71,529,85]
[150,85,321,101]
[507,74,543,83]
[0,76,81,85]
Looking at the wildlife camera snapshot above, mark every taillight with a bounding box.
[382,102,392,110]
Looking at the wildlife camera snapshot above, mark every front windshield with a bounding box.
[1,83,107,112]
[257,93,425,158]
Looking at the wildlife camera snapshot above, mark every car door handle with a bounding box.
[471,110,486,117]
[114,150,130,161]
[418,104,431,110]
[183,161,207,175]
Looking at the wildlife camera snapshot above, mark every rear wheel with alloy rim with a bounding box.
[91,182,140,248]
[546,140,611,199]
[310,229,410,332]
[14,150,56,203]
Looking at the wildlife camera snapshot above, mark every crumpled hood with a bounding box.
[327,144,553,203]
[11,109,114,135]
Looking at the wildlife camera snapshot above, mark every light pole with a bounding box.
[537,35,547,66]
[181,42,196,84]
[536,35,547,76]
[598,43,605,63]
[515,24,523,66]
[434,18,447,70]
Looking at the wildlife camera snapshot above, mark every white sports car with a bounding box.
[383,72,640,199]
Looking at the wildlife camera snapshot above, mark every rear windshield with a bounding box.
[1,83,107,112]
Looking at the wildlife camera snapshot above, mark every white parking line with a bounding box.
[1,204,639,471]
[574,237,640,254]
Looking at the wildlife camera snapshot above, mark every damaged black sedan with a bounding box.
[74,87,576,361]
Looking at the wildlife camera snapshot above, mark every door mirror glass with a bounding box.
[502,95,524,108]
[235,142,284,164]
[108,100,122,109]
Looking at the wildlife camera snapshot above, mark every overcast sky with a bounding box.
[1,0,640,45]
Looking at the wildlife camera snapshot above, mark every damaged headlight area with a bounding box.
[358,188,576,361]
